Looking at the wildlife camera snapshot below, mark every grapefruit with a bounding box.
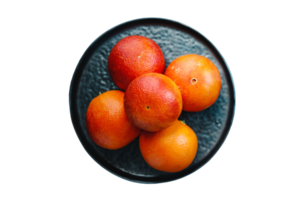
[124,73,182,132]
[165,54,221,112]
[86,90,141,150]
[139,120,198,173]
[108,35,165,90]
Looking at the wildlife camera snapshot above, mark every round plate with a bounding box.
[69,18,235,183]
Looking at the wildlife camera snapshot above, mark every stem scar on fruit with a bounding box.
[191,78,197,84]
[146,106,150,109]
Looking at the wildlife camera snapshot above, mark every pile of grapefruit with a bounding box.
[86,35,221,173]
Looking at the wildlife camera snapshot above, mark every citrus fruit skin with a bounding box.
[139,120,198,173]
[108,35,165,90]
[124,73,182,132]
[164,54,221,112]
[86,90,141,150]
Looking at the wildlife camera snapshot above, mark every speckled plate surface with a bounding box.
[69,18,235,183]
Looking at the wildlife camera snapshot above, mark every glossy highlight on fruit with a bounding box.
[124,73,182,132]
[139,120,198,173]
[108,35,165,90]
[165,54,222,112]
[86,90,141,150]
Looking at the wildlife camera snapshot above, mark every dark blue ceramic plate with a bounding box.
[69,18,235,183]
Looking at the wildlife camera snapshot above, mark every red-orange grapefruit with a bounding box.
[124,73,182,132]
[108,35,165,90]
[139,120,198,173]
[86,90,141,150]
[165,54,221,112]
